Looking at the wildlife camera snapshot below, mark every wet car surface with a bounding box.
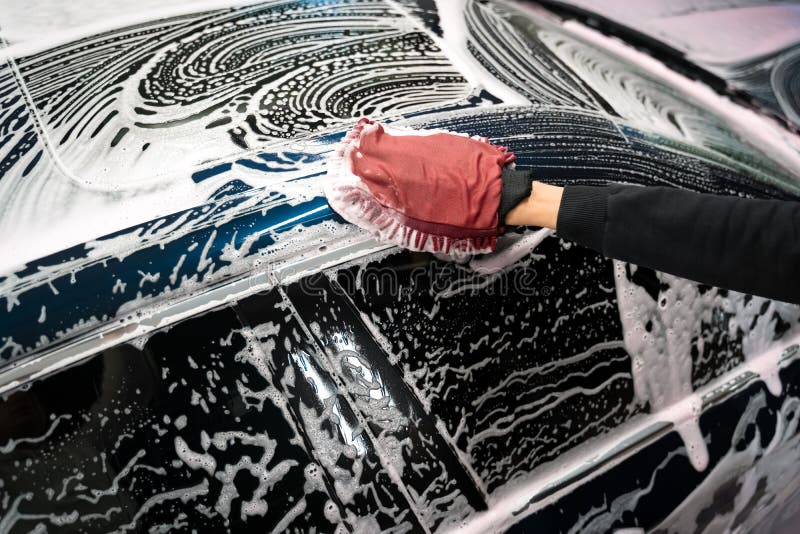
[2,1,800,532]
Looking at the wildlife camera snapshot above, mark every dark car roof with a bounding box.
[1,1,800,533]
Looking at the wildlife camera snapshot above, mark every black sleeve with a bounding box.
[556,184,800,304]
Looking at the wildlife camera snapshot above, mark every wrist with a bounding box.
[504,181,563,228]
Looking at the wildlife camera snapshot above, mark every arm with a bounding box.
[505,181,800,304]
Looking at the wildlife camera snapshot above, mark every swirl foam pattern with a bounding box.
[15,0,469,187]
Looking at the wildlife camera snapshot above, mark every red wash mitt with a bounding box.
[325,118,517,259]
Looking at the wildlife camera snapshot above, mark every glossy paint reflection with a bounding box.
[338,244,640,493]
[0,291,424,532]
